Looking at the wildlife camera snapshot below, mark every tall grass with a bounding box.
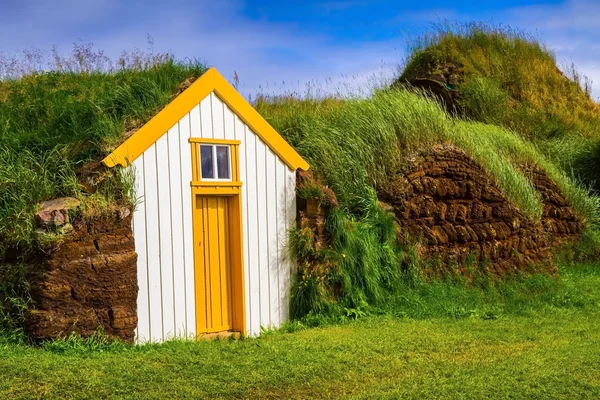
[258,88,599,225]
[0,262,31,340]
[0,148,77,256]
[289,192,403,319]
[0,59,205,159]
[260,85,600,318]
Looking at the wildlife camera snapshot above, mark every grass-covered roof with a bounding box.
[250,26,597,226]
[0,56,206,256]
[256,85,598,225]
[397,22,600,187]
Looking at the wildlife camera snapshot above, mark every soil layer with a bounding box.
[26,215,137,342]
[378,146,582,275]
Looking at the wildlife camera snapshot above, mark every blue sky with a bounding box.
[0,0,598,99]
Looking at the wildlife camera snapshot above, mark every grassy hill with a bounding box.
[256,85,600,319]
[255,24,600,319]
[258,90,597,223]
[396,22,600,187]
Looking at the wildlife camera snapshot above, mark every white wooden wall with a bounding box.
[132,92,297,342]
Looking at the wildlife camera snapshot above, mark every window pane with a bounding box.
[200,145,214,179]
[216,146,230,179]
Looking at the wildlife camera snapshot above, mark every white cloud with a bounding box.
[492,0,600,99]
[1,0,598,101]
[505,0,600,31]
[47,0,401,99]
[0,0,403,99]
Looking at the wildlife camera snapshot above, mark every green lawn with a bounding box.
[2,263,600,399]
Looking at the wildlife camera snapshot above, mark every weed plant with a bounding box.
[289,192,402,319]
[0,263,31,341]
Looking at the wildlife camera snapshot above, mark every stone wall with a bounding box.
[378,146,582,274]
[523,165,582,243]
[26,214,138,342]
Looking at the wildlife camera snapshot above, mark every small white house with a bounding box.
[103,68,309,342]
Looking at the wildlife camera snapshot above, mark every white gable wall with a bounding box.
[132,93,296,342]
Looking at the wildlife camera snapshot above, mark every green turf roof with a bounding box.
[0,61,206,256]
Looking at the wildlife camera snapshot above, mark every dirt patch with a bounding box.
[378,145,582,275]
[296,169,338,250]
[395,61,464,114]
[26,214,137,342]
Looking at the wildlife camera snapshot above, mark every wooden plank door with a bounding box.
[194,195,233,334]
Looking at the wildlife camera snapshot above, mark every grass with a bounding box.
[398,21,600,189]
[256,23,600,321]
[257,80,600,319]
[0,53,206,257]
[258,89,599,225]
[1,262,599,399]
[2,29,600,340]
[289,197,402,318]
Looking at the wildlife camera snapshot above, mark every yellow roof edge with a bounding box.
[102,67,309,171]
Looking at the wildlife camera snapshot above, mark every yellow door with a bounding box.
[194,195,233,334]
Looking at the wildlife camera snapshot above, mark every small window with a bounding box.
[216,146,230,179]
[200,145,214,179]
[199,144,232,180]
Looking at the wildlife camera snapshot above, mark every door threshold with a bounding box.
[197,331,240,341]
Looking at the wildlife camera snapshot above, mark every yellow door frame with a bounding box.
[190,138,246,336]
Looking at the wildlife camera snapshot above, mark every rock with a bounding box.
[119,207,131,220]
[35,197,81,228]
[431,225,449,244]
[38,197,81,213]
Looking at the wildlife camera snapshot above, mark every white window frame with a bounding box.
[199,144,233,182]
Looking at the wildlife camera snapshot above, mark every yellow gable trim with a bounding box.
[102,68,309,171]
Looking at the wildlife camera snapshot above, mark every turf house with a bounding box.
[2,24,600,345]
[103,68,309,342]
[1,66,310,343]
